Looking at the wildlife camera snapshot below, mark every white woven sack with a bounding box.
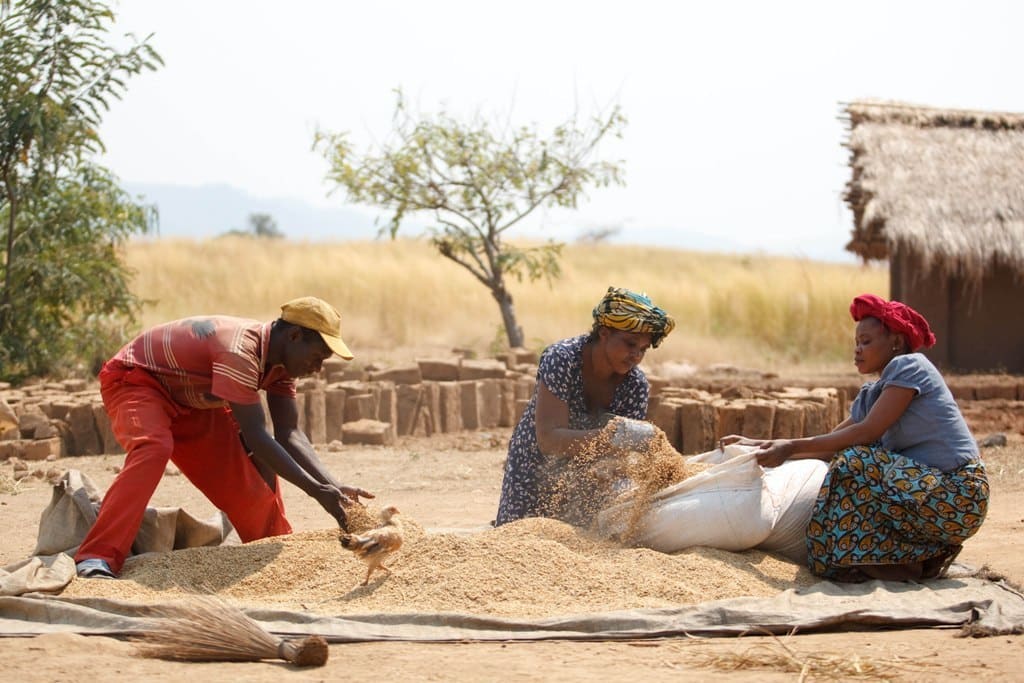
[758,458,828,563]
[598,445,828,559]
[598,445,774,551]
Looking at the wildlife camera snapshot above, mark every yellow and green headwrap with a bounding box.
[592,286,676,348]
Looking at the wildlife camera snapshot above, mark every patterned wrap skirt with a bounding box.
[806,444,988,580]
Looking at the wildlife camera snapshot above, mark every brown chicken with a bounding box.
[340,505,404,585]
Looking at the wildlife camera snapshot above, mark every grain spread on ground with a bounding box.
[63,511,815,618]
[62,431,795,617]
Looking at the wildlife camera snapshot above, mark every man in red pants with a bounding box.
[74,296,373,579]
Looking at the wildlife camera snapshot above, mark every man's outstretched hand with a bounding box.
[314,484,375,530]
[339,485,374,506]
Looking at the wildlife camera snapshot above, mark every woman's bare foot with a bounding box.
[921,546,962,579]
[856,562,923,581]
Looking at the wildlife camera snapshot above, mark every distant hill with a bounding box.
[124,182,387,241]
[123,181,854,262]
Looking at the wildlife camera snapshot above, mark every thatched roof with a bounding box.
[843,100,1024,280]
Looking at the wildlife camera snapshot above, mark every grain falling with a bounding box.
[542,420,711,534]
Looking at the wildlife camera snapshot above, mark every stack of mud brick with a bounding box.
[268,348,540,447]
[647,384,847,455]
[0,379,117,463]
[0,350,542,459]
[944,376,1024,401]
[3,362,1020,460]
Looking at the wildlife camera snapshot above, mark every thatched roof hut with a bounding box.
[844,100,1024,278]
[842,100,1024,372]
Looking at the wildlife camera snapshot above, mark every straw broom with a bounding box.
[133,595,328,667]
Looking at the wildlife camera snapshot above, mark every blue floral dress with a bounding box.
[495,335,649,526]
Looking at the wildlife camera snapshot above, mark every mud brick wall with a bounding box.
[647,386,845,455]
[295,354,527,444]
[2,353,1020,459]
[0,379,113,463]
[0,351,542,457]
[944,375,1024,401]
[645,372,1024,454]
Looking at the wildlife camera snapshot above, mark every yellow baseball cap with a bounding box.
[280,296,354,360]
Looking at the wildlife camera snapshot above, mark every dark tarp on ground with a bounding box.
[1,572,1022,641]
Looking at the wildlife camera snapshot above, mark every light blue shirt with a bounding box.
[849,353,978,471]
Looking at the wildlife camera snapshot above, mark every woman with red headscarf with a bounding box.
[724,294,988,582]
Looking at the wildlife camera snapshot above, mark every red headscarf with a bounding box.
[849,294,936,352]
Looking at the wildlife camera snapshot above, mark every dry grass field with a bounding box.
[123,236,887,373]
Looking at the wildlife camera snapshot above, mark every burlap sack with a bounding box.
[0,553,76,596]
[2,470,236,596]
[132,505,235,555]
[33,469,101,557]
[0,396,18,432]
[33,469,235,558]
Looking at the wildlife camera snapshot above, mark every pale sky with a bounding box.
[99,0,1024,261]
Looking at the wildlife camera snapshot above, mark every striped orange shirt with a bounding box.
[112,316,296,409]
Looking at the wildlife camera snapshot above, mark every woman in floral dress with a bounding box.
[495,287,675,526]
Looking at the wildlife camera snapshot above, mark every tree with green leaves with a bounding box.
[220,212,285,239]
[315,93,626,348]
[247,212,284,239]
[0,0,161,381]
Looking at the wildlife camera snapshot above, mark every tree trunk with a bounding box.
[0,185,16,336]
[494,287,524,348]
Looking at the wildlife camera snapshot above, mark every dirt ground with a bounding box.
[1,414,1023,680]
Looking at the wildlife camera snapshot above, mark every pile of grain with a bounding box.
[63,514,814,618]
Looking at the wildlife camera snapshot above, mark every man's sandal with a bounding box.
[75,558,116,579]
